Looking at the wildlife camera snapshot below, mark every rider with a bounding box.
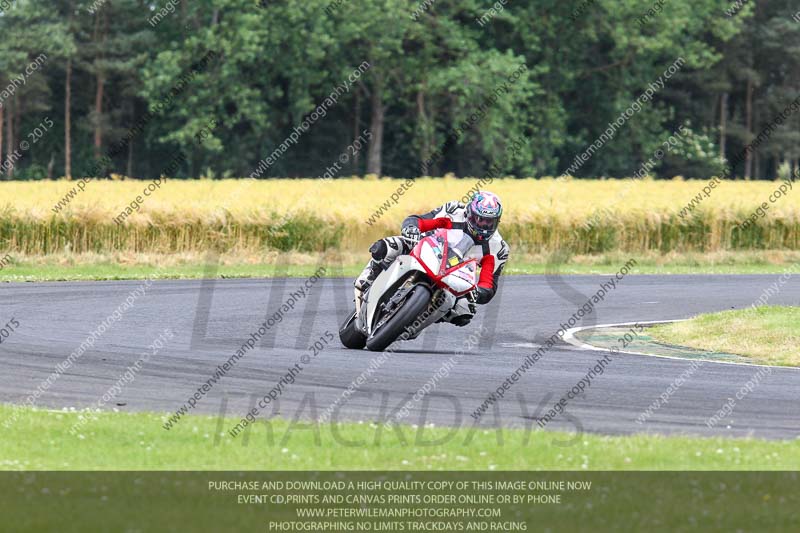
[354,191,509,326]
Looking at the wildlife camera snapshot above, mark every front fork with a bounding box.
[355,272,420,333]
[354,286,363,316]
[412,286,455,334]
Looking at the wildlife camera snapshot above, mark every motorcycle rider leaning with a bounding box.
[354,191,509,327]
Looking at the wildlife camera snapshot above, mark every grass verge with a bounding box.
[1,250,800,282]
[1,405,798,470]
[649,306,800,366]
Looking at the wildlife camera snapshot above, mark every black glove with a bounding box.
[451,315,472,327]
[473,286,494,305]
[401,224,421,242]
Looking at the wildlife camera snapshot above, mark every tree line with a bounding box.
[0,0,798,181]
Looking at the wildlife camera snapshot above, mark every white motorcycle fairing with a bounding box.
[358,254,454,336]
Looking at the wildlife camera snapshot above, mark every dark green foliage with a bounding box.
[0,0,798,180]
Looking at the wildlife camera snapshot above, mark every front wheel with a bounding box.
[366,285,432,352]
[339,310,367,349]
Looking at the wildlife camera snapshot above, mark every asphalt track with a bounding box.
[1,275,799,439]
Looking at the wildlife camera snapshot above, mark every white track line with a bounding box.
[561,320,799,370]
[562,319,677,351]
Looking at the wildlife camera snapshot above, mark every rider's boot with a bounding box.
[436,296,476,327]
[354,237,408,309]
[354,239,395,294]
[436,312,473,327]
[354,259,382,293]
[354,258,384,316]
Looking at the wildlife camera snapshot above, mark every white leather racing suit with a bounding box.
[356,201,509,325]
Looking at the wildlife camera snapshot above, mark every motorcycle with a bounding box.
[339,228,479,351]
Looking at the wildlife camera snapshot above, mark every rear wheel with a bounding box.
[366,285,432,352]
[339,310,367,349]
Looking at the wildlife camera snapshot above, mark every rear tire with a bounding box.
[366,285,432,352]
[339,310,367,349]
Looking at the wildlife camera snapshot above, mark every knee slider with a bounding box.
[451,315,472,327]
[369,240,388,261]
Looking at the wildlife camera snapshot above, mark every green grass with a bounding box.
[0,261,337,282]
[650,306,800,366]
[1,405,798,471]
[2,251,800,282]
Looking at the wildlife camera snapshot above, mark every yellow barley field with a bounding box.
[3,176,800,255]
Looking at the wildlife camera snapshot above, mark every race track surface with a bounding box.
[2,274,799,439]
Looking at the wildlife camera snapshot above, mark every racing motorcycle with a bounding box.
[339,228,479,352]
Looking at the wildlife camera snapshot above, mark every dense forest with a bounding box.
[0,0,799,181]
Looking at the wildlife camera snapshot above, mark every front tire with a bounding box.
[366,285,432,352]
[339,310,367,349]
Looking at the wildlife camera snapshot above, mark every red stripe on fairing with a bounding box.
[410,235,448,287]
[478,255,495,289]
[417,218,452,232]
[410,230,478,296]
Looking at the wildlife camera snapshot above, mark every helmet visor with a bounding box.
[474,216,498,231]
[467,210,499,239]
